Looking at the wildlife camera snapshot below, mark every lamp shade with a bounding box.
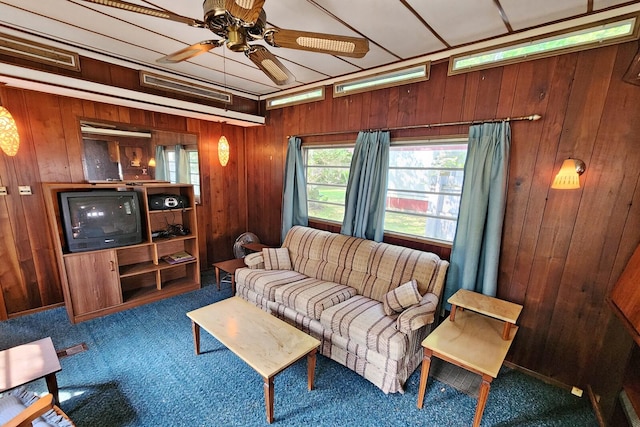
[218,135,229,166]
[148,157,156,167]
[551,159,583,189]
[0,106,20,156]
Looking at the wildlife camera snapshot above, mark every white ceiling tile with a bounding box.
[593,0,639,10]
[406,0,508,46]
[312,0,446,59]
[501,0,586,31]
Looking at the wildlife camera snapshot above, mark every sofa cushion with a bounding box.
[234,268,307,301]
[360,243,446,301]
[274,278,357,320]
[262,248,292,270]
[319,295,409,360]
[283,226,328,277]
[382,279,421,316]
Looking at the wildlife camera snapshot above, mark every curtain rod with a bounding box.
[290,114,541,139]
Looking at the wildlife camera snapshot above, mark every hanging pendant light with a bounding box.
[0,105,20,156]
[218,135,229,166]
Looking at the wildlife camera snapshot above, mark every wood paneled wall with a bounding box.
[2,40,640,416]
[244,41,640,401]
[0,87,247,319]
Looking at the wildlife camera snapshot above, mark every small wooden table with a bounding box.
[417,290,522,427]
[212,258,246,293]
[0,337,62,405]
[187,297,320,424]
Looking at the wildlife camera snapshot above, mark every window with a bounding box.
[450,15,638,74]
[385,139,466,242]
[303,138,467,243]
[166,148,201,202]
[304,146,353,223]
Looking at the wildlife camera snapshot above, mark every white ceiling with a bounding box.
[0,0,638,101]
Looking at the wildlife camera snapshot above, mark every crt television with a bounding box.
[58,190,143,253]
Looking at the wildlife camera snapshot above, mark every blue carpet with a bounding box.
[0,271,597,426]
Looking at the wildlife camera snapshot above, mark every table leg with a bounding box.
[45,373,60,406]
[416,348,433,409]
[473,374,493,427]
[214,267,221,290]
[192,321,201,355]
[449,304,458,321]
[230,273,236,295]
[502,322,512,340]
[307,348,317,391]
[263,375,275,424]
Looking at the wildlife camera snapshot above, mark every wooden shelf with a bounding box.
[43,182,200,323]
[122,278,197,302]
[119,261,157,277]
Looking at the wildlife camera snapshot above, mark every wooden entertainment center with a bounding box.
[43,182,200,323]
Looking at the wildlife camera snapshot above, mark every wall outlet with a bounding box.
[18,185,32,195]
[0,186,7,196]
[571,386,583,397]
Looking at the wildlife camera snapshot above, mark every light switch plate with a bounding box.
[18,185,32,195]
[0,187,7,196]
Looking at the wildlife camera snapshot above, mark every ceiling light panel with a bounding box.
[500,0,586,31]
[406,0,508,46]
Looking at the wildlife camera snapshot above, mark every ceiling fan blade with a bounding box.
[157,41,223,63]
[246,46,294,86]
[225,0,265,25]
[266,29,369,58]
[80,0,205,27]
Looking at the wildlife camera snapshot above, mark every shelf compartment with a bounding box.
[119,260,157,277]
[122,277,198,302]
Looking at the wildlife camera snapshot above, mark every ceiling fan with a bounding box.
[80,0,370,86]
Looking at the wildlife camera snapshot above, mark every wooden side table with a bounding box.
[212,258,246,293]
[417,290,522,427]
[0,337,62,405]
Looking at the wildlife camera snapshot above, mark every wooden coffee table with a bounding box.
[187,297,320,423]
[0,337,62,404]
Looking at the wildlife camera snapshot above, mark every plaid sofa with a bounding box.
[235,226,449,394]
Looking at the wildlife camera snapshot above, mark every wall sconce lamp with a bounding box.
[148,157,156,167]
[551,158,586,189]
[0,105,20,156]
[218,135,229,167]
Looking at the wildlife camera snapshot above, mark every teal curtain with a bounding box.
[281,136,308,242]
[175,145,190,183]
[444,122,511,303]
[341,130,390,242]
[155,145,168,181]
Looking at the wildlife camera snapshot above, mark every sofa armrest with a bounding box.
[244,252,265,269]
[396,292,439,333]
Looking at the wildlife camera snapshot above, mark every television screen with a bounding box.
[59,190,143,253]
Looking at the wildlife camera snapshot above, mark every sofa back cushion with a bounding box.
[359,243,447,302]
[318,233,375,287]
[283,226,328,277]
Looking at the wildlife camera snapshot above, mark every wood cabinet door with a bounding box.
[64,251,122,315]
